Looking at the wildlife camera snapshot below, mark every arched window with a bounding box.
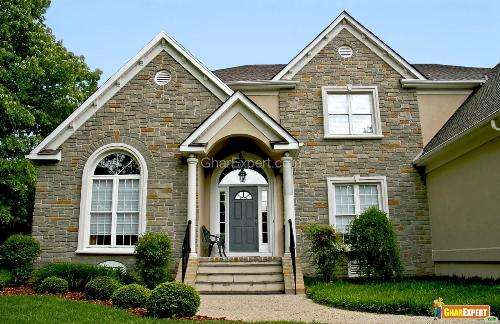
[78,144,147,253]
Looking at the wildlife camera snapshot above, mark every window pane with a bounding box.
[91,180,113,212]
[359,184,380,212]
[261,189,268,244]
[352,115,373,134]
[94,153,140,175]
[335,185,355,215]
[116,212,139,246]
[335,215,355,234]
[90,212,112,246]
[327,94,348,114]
[118,179,139,212]
[329,115,350,134]
[350,94,372,114]
[219,191,226,234]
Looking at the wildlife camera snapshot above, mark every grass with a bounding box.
[0,295,302,324]
[306,278,500,316]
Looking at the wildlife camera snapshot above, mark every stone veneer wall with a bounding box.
[279,29,433,275]
[32,51,222,271]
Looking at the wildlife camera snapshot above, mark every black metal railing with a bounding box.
[181,220,191,283]
[288,219,297,295]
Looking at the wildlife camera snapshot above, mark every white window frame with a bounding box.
[322,85,383,139]
[76,143,148,254]
[326,175,389,232]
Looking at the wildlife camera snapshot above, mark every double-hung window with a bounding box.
[327,176,388,235]
[322,86,382,138]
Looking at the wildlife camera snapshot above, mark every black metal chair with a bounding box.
[201,225,227,257]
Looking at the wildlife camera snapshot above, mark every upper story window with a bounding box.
[327,176,388,235]
[322,86,383,139]
[77,144,148,254]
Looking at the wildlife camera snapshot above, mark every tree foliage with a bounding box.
[0,0,100,238]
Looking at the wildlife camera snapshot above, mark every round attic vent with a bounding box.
[154,70,171,85]
[338,46,353,58]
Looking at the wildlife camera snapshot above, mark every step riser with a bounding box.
[198,265,282,274]
[196,282,284,293]
[196,273,283,283]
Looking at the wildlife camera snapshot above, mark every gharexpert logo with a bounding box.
[441,305,491,319]
[432,297,493,320]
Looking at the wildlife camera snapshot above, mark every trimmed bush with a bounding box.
[135,233,171,288]
[0,234,40,285]
[112,284,151,309]
[147,282,200,318]
[305,224,346,282]
[34,276,69,294]
[349,207,403,281]
[35,263,122,291]
[85,276,121,300]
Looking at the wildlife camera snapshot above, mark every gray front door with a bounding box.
[229,186,258,252]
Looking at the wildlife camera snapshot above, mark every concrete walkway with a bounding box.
[198,295,478,323]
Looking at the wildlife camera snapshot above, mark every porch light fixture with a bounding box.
[238,168,247,183]
[237,152,247,183]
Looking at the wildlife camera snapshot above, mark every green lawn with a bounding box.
[306,279,500,316]
[0,295,300,324]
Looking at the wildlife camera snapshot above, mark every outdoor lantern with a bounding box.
[238,168,247,183]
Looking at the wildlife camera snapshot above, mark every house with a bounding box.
[27,11,496,294]
[414,64,500,279]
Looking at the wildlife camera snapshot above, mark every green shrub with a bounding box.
[85,276,121,300]
[305,224,346,282]
[349,207,403,281]
[135,233,171,288]
[0,268,12,288]
[112,284,151,309]
[147,282,200,318]
[34,276,69,294]
[0,234,40,285]
[35,263,122,291]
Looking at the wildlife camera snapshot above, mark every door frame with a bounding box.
[210,154,276,256]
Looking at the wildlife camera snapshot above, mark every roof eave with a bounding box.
[225,80,298,91]
[401,79,486,89]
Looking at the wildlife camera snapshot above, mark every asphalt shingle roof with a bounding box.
[212,64,490,82]
[421,63,500,158]
[413,64,490,81]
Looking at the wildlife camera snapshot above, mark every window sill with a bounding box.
[323,134,384,140]
[75,247,135,255]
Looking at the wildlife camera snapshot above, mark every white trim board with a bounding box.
[272,11,426,81]
[180,91,300,153]
[28,31,233,161]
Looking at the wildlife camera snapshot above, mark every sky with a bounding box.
[46,0,500,83]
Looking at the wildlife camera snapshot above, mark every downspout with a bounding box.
[491,119,500,131]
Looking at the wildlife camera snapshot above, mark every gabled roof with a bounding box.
[27,31,233,161]
[180,91,300,153]
[272,11,426,81]
[213,64,490,82]
[415,63,500,164]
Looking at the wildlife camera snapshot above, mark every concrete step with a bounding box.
[196,272,284,283]
[197,263,282,274]
[196,281,285,294]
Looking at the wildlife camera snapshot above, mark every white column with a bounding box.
[282,152,296,254]
[187,154,198,257]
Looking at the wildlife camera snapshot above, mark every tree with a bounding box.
[0,0,101,240]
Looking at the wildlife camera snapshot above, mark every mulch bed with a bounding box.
[1,285,228,321]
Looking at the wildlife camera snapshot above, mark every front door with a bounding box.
[229,186,258,252]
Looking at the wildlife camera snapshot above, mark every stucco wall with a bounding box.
[426,136,500,278]
[32,51,222,270]
[279,29,433,275]
[247,94,280,121]
[417,92,471,146]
